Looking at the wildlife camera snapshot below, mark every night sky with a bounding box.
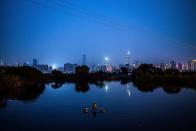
[1,0,196,67]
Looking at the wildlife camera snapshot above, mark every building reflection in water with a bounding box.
[104,83,131,96]
[126,83,131,96]
[105,84,109,92]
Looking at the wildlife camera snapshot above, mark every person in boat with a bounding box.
[92,103,97,112]
[83,103,106,114]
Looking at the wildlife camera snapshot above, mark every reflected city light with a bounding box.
[126,84,131,96]
[127,89,131,96]
[105,84,109,92]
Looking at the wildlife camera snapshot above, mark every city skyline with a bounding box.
[1,1,196,130]
[1,0,196,66]
[1,53,195,68]
[1,56,196,72]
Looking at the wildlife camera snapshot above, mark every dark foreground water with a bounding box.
[0,82,196,131]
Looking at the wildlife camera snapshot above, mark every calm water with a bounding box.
[0,82,196,131]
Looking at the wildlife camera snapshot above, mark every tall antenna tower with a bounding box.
[125,51,130,65]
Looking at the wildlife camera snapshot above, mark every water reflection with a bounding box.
[47,80,196,95]
[74,81,90,93]
[132,79,196,93]
[126,84,131,96]
[0,79,196,108]
[51,82,63,89]
[89,81,105,88]
[105,84,109,92]
[0,83,45,108]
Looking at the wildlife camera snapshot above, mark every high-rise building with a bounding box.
[104,57,109,66]
[83,54,86,65]
[188,60,192,71]
[48,65,53,73]
[191,60,196,71]
[160,63,165,70]
[33,58,38,66]
[177,62,182,71]
[165,64,170,69]
[125,51,130,65]
[170,61,176,69]
[182,63,187,71]
[64,63,77,73]
[133,60,140,68]
[91,64,101,72]
[106,65,113,72]
[35,64,48,73]
[100,65,107,72]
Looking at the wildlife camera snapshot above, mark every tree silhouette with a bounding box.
[74,81,89,93]
[75,65,90,74]
[51,69,64,81]
[120,67,128,74]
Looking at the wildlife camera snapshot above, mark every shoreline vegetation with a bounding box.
[0,64,196,107]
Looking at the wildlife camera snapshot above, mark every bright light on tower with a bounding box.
[127,51,130,55]
[126,51,130,65]
[52,64,56,69]
[105,57,109,61]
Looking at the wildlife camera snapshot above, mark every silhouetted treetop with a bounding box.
[0,66,44,82]
[120,67,128,74]
[75,65,90,74]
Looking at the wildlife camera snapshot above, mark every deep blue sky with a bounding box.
[1,0,196,67]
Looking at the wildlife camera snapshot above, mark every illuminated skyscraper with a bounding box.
[104,57,109,65]
[177,62,182,71]
[191,60,196,71]
[125,51,130,65]
[165,64,170,69]
[91,64,101,72]
[170,60,176,69]
[160,63,165,70]
[48,65,53,73]
[64,63,77,73]
[83,54,86,65]
[33,58,38,66]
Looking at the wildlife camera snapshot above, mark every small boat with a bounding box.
[92,103,97,111]
[83,107,89,113]
[83,103,106,114]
